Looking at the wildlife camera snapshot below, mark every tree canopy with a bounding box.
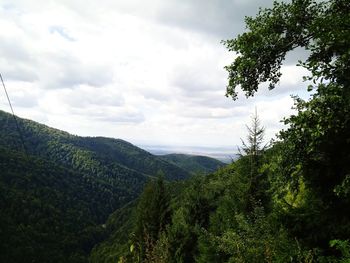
[223,0,350,99]
[224,0,350,254]
[91,1,350,261]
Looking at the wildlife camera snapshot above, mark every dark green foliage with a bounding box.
[166,175,216,263]
[89,202,137,263]
[91,177,172,263]
[0,109,190,225]
[278,83,350,249]
[0,147,108,262]
[90,180,187,263]
[231,0,350,253]
[222,0,350,258]
[110,156,307,262]
[0,110,190,262]
[131,176,171,261]
[0,110,190,183]
[329,240,350,262]
[108,144,348,262]
[96,2,350,261]
[160,154,225,175]
[2,0,350,261]
[72,137,190,181]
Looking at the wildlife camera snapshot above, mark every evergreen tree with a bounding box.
[132,175,171,262]
[238,108,270,209]
[239,108,267,176]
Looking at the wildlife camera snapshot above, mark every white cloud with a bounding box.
[0,0,309,153]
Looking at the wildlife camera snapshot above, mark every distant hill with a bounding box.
[160,153,225,174]
[0,110,192,262]
[0,110,189,181]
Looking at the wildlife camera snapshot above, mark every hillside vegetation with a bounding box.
[0,147,108,262]
[0,110,190,183]
[0,110,204,262]
[94,0,350,262]
[102,143,350,262]
[1,0,349,262]
[0,109,225,262]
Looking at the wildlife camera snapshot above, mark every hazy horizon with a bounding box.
[140,143,238,163]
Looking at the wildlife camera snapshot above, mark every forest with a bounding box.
[91,0,350,262]
[0,109,222,262]
[0,0,349,262]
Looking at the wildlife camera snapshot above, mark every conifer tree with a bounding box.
[132,175,170,262]
[239,108,267,177]
[238,108,270,210]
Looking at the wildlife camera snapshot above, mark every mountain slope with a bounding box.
[0,110,192,262]
[0,147,110,262]
[72,136,190,180]
[160,153,225,174]
[0,110,190,183]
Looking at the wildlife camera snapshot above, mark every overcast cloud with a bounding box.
[0,0,309,153]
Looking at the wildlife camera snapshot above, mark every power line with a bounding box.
[0,73,28,155]
[1,73,33,246]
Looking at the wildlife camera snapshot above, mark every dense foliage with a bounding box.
[0,110,190,184]
[89,178,186,263]
[0,110,194,224]
[1,0,349,262]
[223,0,350,256]
[0,147,108,262]
[223,0,349,100]
[0,110,199,262]
[104,144,349,262]
[93,0,350,262]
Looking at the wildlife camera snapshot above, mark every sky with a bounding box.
[0,0,311,154]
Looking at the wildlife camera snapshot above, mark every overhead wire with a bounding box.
[1,72,33,246]
[0,72,28,155]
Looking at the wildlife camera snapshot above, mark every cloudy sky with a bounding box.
[0,0,310,154]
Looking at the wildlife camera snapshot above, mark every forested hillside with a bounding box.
[108,146,350,262]
[93,0,350,262]
[0,110,190,182]
[159,154,225,175]
[0,110,195,262]
[0,147,109,262]
[1,0,349,262]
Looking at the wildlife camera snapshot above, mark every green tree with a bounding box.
[167,176,212,263]
[238,108,271,211]
[223,0,349,100]
[223,0,350,253]
[239,108,267,175]
[131,175,171,262]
